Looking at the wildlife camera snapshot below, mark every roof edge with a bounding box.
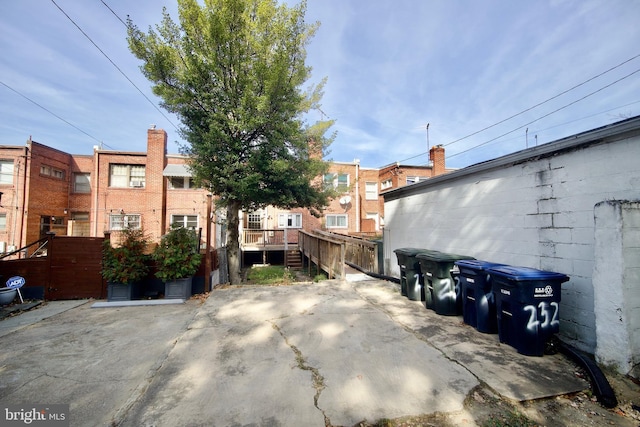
[383,115,640,201]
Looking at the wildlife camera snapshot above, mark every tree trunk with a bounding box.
[226,200,242,285]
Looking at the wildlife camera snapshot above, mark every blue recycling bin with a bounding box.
[416,252,475,315]
[489,266,569,356]
[455,260,506,333]
[393,248,433,301]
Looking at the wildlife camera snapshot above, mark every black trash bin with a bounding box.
[416,252,475,315]
[393,248,433,301]
[488,265,569,356]
[455,260,505,333]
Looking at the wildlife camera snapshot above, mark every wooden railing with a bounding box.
[315,231,382,274]
[298,230,345,280]
[241,229,299,248]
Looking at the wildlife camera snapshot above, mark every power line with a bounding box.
[448,66,640,159]
[0,80,104,145]
[416,99,640,167]
[443,52,640,148]
[391,53,640,167]
[100,0,127,27]
[50,0,179,131]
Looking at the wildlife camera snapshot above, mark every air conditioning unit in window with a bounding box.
[0,242,6,253]
[131,181,144,187]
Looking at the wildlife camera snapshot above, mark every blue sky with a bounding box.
[1,0,639,170]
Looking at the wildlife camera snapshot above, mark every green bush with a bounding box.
[102,227,150,284]
[153,225,202,282]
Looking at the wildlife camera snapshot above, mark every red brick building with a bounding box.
[0,127,449,257]
[0,127,213,255]
[241,145,450,238]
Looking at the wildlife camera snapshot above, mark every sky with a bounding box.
[1,0,639,170]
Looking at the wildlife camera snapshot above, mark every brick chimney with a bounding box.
[429,145,445,176]
[146,126,168,238]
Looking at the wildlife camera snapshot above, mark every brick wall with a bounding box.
[24,142,72,246]
[383,118,640,358]
[0,146,26,250]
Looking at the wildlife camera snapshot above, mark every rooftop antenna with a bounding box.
[526,127,529,148]
[426,123,430,151]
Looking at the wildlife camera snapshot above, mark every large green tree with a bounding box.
[127,0,334,284]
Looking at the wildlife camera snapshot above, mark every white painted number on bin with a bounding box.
[524,302,559,331]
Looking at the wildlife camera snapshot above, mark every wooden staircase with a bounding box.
[285,250,302,269]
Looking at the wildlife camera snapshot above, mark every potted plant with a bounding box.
[102,227,150,301]
[153,225,202,299]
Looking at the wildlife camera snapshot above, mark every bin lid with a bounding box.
[454,260,506,271]
[416,252,475,262]
[393,248,436,256]
[487,265,569,282]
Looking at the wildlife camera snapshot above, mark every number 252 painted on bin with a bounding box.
[523,302,559,331]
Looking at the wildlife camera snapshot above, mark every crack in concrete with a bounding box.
[350,283,486,383]
[109,307,201,427]
[269,321,331,426]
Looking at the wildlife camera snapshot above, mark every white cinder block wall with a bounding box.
[383,118,640,371]
[593,201,640,376]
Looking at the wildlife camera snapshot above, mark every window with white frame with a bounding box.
[323,173,349,192]
[381,179,392,190]
[168,176,196,189]
[109,214,141,230]
[0,213,6,231]
[0,160,13,184]
[73,173,91,193]
[109,164,146,188]
[278,213,302,228]
[171,214,198,229]
[365,182,377,200]
[325,214,347,229]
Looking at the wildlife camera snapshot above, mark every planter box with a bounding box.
[107,282,141,301]
[165,277,193,300]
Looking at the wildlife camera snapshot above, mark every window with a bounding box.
[73,173,91,193]
[171,215,198,229]
[278,213,302,228]
[40,216,64,237]
[0,213,6,231]
[325,214,347,229]
[381,179,392,190]
[168,176,196,189]
[247,212,262,229]
[70,212,90,236]
[0,160,14,184]
[323,173,349,192]
[365,182,377,200]
[109,214,141,230]
[40,164,65,180]
[109,164,145,188]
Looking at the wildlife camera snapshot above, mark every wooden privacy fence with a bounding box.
[298,230,345,280]
[0,234,105,300]
[315,230,382,274]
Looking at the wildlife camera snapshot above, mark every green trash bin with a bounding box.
[416,251,475,315]
[393,248,433,301]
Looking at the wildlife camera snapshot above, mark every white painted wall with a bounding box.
[383,118,640,363]
[594,201,640,376]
